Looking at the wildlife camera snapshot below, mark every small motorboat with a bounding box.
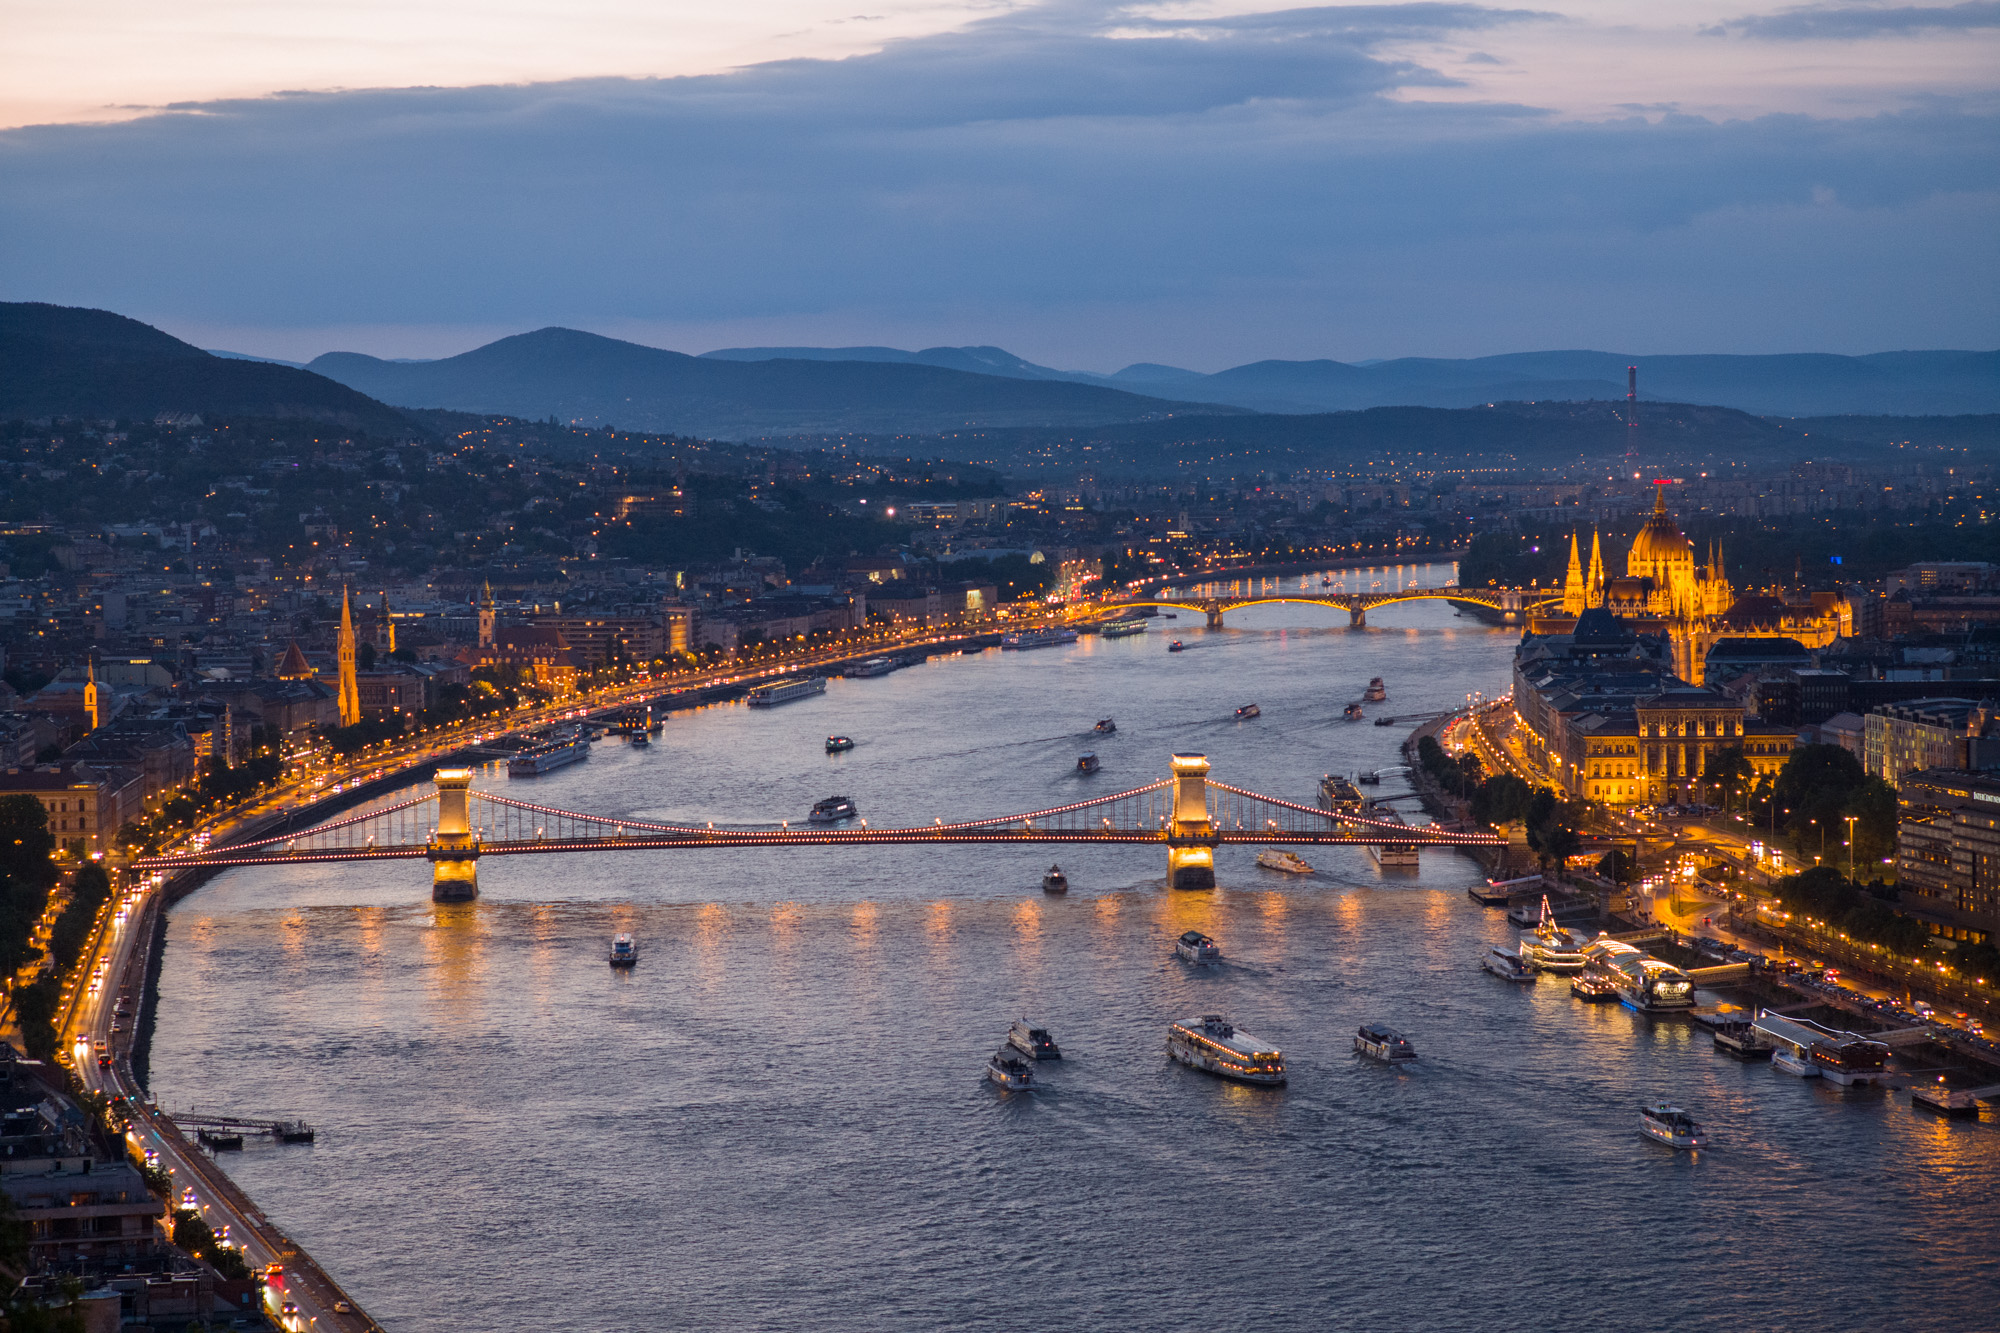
[1321,577,1333,587]
[1162,613,1178,619]
[1481,946,1537,982]
[1093,718,1117,734]
[1374,716,1395,726]
[1076,753,1100,774]
[1639,1103,1705,1149]
[1357,770,1381,785]
[1007,1021,1062,1061]
[1363,677,1387,702]
[1042,865,1069,894]
[808,795,859,823]
[1571,973,1621,1002]
[1343,702,1364,721]
[609,933,639,968]
[1168,639,1186,652]
[825,735,856,753]
[986,1048,1034,1089]
[1255,850,1313,874]
[1354,1023,1419,1063]
[1176,930,1221,964]
[1235,703,1260,720]
[630,730,649,747]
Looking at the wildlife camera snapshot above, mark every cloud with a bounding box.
[1712,1,2000,40]
[0,1,1993,363]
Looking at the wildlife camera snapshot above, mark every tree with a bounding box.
[1706,745,1754,811]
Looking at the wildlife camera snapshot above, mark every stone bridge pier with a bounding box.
[1202,599,1226,630]
[1348,599,1367,628]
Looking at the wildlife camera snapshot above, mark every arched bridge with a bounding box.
[136,753,1502,899]
[1120,586,1557,628]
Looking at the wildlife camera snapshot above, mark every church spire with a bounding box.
[1562,532,1585,615]
[1587,531,1606,608]
[477,580,496,649]
[83,657,100,732]
[337,585,361,728]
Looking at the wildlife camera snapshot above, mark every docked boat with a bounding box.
[1093,718,1117,734]
[508,728,590,777]
[1517,897,1590,973]
[608,934,639,968]
[1255,850,1313,874]
[612,708,651,734]
[1639,1103,1705,1149]
[629,730,649,748]
[747,676,828,707]
[1076,753,1100,774]
[1363,677,1388,703]
[1366,810,1420,866]
[844,657,896,678]
[825,735,856,753]
[1000,626,1079,650]
[1042,865,1068,894]
[1168,639,1186,653]
[1168,1015,1286,1086]
[1343,702,1364,721]
[1175,930,1221,964]
[986,1049,1035,1089]
[1615,958,1697,1014]
[807,795,859,823]
[1713,1022,1775,1059]
[1319,774,1364,813]
[196,1130,244,1152]
[1356,770,1381,785]
[1752,1012,1890,1085]
[1772,1047,1821,1078]
[1100,618,1148,638]
[1007,1021,1062,1060]
[1235,703,1261,720]
[1481,946,1538,981]
[1571,973,1621,1002]
[1354,1023,1419,1063]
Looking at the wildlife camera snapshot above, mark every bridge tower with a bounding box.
[1166,753,1219,889]
[1202,599,1225,630]
[1347,598,1366,628]
[428,768,480,901]
[1500,589,1523,623]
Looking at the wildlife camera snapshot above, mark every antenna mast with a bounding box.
[1624,364,1639,477]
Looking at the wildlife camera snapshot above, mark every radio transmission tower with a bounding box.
[1623,365,1640,478]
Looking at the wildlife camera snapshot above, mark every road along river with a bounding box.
[149,584,2000,1332]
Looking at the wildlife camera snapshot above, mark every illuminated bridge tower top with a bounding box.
[429,767,479,902]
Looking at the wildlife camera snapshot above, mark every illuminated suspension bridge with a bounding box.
[135,753,1503,899]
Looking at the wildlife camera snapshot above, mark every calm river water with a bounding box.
[153,567,1999,1331]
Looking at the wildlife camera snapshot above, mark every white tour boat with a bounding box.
[1256,850,1313,874]
[1517,896,1590,973]
[1175,930,1221,964]
[1007,1021,1062,1061]
[746,676,828,707]
[1354,1023,1419,1063]
[1168,1015,1286,1086]
[986,1049,1035,1089]
[1481,946,1538,982]
[807,795,859,824]
[507,728,590,777]
[608,934,639,969]
[1639,1103,1706,1149]
[1001,626,1079,650]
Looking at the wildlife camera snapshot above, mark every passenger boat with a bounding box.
[508,728,590,777]
[1100,618,1148,638]
[629,730,649,748]
[1255,850,1313,874]
[1168,1015,1286,1085]
[1168,639,1186,652]
[1042,865,1068,894]
[1318,774,1364,813]
[1000,626,1079,650]
[608,934,639,968]
[747,676,828,707]
[1175,930,1221,964]
[1322,577,1333,587]
[1356,770,1381,785]
[1235,703,1261,720]
[1615,958,1697,1014]
[807,795,859,823]
[196,1130,244,1152]
[1076,753,1100,774]
[1753,1012,1890,1084]
[1163,613,1178,619]
[1571,973,1621,1002]
[1093,718,1117,734]
[986,1049,1035,1089]
[1363,677,1388,703]
[612,708,650,734]
[1354,1023,1419,1063]
[1343,702,1364,721]
[844,657,896,678]
[1639,1103,1705,1149]
[1481,946,1537,981]
[1772,1047,1821,1078]
[1374,716,1395,726]
[825,735,856,753]
[1007,1021,1062,1061]
[1366,810,1420,866]
[1517,897,1590,973]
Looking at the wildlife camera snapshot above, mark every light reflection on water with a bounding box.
[150,589,1998,1331]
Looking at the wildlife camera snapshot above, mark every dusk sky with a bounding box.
[2,1,1995,367]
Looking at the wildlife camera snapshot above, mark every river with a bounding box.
[152,567,2000,1331]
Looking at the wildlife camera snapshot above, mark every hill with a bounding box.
[703,343,2000,417]
[309,328,1240,438]
[0,303,413,432]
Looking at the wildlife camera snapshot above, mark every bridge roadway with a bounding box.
[1114,585,1554,628]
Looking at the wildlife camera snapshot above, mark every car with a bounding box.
[96,1053,111,1068]
[334,1301,353,1314]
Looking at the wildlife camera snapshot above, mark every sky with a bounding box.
[0,0,1995,368]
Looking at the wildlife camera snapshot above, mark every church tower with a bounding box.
[83,658,101,732]
[1586,531,1606,609]
[337,585,362,727]
[379,592,396,654]
[478,581,496,649]
[1561,533,1587,615]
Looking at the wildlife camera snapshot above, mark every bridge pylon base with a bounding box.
[432,857,479,902]
[1167,845,1216,890]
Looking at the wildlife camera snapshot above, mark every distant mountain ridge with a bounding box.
[310,328,1240,438]
[704,344,2000,417]
[0,303,413,431]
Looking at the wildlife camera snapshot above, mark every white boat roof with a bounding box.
[1175,1017,1279,1058]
